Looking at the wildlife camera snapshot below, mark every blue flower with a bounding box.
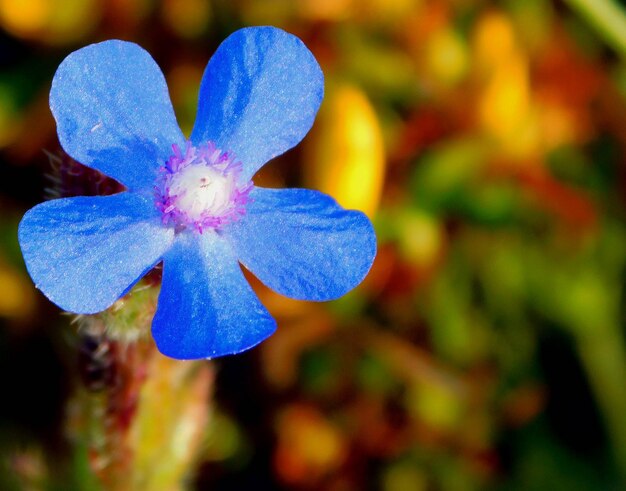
[18,27,377,360]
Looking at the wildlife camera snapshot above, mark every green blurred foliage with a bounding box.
[0,0,625,490]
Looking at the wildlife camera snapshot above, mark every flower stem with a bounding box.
[67,286,214,490]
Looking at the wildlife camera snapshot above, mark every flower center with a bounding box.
[155,141,252,232]
[168,165,233,221]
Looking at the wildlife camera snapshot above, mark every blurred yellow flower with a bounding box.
[473,11,518,72]
[474,11,542,158]
[303,84,385,218]
[0,0,101,44]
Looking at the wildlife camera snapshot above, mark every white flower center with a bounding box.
[155,141,252,232]
[168,164,235,221]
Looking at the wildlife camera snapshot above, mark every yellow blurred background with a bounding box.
[0,1,625,490]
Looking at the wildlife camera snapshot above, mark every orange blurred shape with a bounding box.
[242,0,420,23]
[298,0,352,21]
[537,104,579,150]
[473,12,542,158]
[478,53,531,139]
[0,0,49,35]
[303,84,385,218]
[533,36,604,149]
[473,11,517,72]
[0,262,36,320]
[0,0,101,44]
[356,242,396,297]
[246,269,320,319]
[401,1,446,51]
[260,302,334,390]
[274,404,347,486]
[479,53,540,156]
[161,0,211,39]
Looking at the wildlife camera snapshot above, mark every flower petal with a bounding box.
[191,27,324,181]
[152,232,276,360]
[18,193,174,314]
[226,187,377,301]
[50,40,184,191]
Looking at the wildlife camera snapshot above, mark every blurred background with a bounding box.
[0,0,625,490]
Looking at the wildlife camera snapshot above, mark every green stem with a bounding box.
[574,322,626,482]
[68,286,214,491]
[563,0,626,56]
